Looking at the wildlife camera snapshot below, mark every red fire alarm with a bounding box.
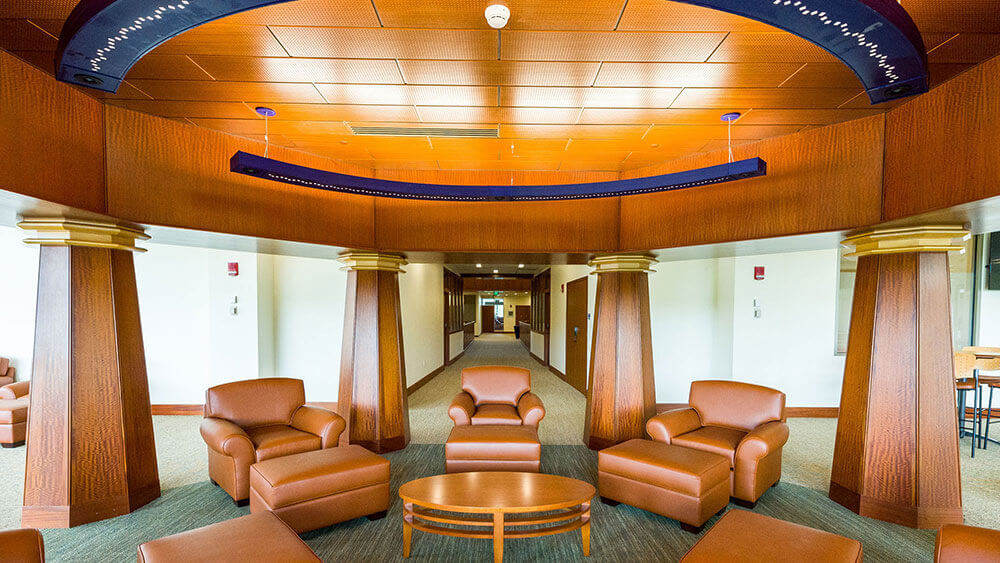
[754,266,765,280]
[228,262,239,276]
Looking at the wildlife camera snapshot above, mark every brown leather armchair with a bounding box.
[448,366,545,428]
[0,357,15,387]
[646,380,789,506]
[935,524,1000,562]
[0,381,29,448]
[200,378,345,505]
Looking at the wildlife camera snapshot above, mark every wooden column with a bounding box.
[830,225,967,529]
[338,251,409,453]
[584,255,657,450]
[19,219,160,528]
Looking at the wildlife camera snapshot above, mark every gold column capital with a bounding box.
[338,251,407,272]
[18,218,150,252]
[842,225,970,257]
[588,254,658,274]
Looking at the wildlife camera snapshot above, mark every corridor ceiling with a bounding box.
[2,1,998,173]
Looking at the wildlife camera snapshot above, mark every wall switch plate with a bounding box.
[230,305,238,315]
[753,307,762,318]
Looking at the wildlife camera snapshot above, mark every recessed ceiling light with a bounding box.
[518,264,524,268]
[476,263,482,268]
[493,269,499,274]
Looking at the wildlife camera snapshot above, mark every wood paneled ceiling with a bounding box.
[2,1,998,173]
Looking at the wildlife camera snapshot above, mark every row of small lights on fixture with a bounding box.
[477,263,525,274]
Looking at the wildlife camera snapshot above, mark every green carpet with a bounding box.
[35,445,935,562]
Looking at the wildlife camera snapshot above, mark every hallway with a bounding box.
[408,333,587,445]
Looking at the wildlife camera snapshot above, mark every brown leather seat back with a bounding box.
[689,380,786,432]
[0,357,8,375]
[461,366,530,406]
[205,378,305,428]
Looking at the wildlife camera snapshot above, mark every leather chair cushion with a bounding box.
[247,425,321,462]
[0,357,8,375]
[689,380,786,432]
[137,512,320,562]
[445,425,540,461]
[205,378,305,429]
[471,404,523,425]
[672,426,747,465]
[0,399,29,424]
[935,524,1000,562]
[461,366,530,406]
[598,439,730,497]
[681,509,862,562]
[250,445,390,509]
[0,528,44,563]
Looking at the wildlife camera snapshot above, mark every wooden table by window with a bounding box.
[399,472,595,562]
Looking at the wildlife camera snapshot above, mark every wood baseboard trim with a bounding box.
[151,404,202,415]
[408,364,446,395]
[446,350,465,366]
[529,351,546,366]
[655,403,839,418]
[548,365,566,379]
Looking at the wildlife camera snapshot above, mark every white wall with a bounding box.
[530,331,545,359]
[647,258,729,403]
[135,244,262,404]
[548,266,596,375]
[399,264,444,386]
[0,226,38,381]
[729,250,845,407]
[270,254,346,403]
[502,293,530,332]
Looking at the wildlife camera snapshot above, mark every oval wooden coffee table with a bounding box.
[399,472,595,562]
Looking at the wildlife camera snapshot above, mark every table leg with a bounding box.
[581,502,591,557]
[403,503,413,559]
[403,521,412,558]
[493,512,504,563]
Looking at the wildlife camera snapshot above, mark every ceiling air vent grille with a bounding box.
[349,125,499,138]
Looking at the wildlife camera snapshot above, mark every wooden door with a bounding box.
[481,305,494,333]
[543,290,551,365]
[515,305,531,323]
[565,277,588,394]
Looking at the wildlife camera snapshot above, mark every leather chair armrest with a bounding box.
[449,392,476,426]
[291,405,346,448]
[736,420,790,461]
[646,407,701,444]
[0,528,44,563]
[516,392,545,427]
[200,417,255,462]
[0,381,29,400]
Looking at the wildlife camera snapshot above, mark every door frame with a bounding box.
[565,276,588,395]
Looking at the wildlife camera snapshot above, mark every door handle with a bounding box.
[573,326,579,342]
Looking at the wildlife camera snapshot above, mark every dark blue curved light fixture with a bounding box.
[57,0,928,103]
[674,0,928,103]
[230,151,767,201]
[55,0,293,92]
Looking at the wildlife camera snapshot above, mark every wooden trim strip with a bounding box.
[150,404,202,415]
[408,364,446,395]
[530,351,545,366]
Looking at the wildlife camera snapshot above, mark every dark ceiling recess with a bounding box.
[57,0,927,104]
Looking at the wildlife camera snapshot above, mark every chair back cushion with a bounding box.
[205,378,305,428]
[689,380,786,432]
[461,366,530,406]
[0,381,29,400]
[0,357,8,375]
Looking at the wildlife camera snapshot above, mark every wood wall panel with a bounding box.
[619,116,885,251]
[104,106,376,250]
[883,56,1000,221]
[0,51,106,213]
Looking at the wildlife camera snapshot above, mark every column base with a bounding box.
[829,481,964,529]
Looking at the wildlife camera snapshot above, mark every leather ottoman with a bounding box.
[681,509,863,562]
[249,445,390,533]
[137,512,319,563]
[445,424,541,473]
[0,398,28,448]
[598,438,729,532]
